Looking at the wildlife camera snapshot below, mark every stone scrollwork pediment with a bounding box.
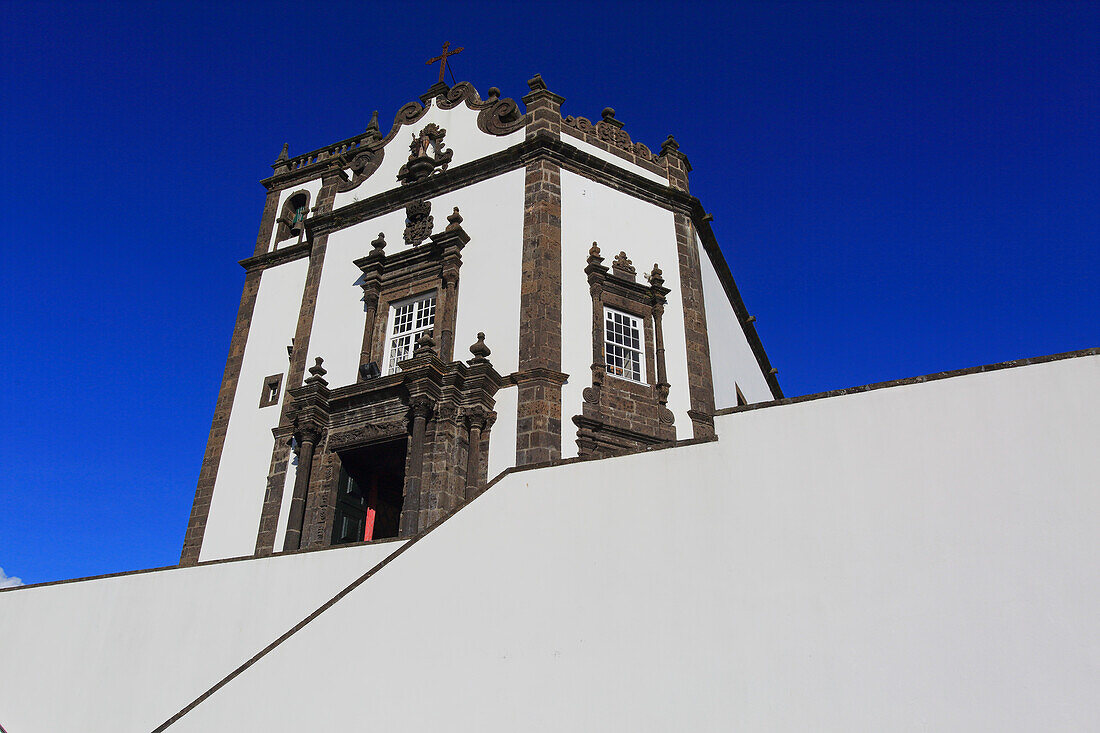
[436,81,527,136]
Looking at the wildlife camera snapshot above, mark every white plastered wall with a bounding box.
[559,169,691,457]
[331,102,524,210]
[698,233,774,406]
[0,540,400,733]
[145,353,1100,732]
[266,178,324,253]
[200,259,307,561]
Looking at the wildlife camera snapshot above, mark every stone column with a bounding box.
[282,427,319,552]
[464,409,489,502]
[400,396,433,537]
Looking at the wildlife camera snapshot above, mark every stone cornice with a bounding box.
[238,240,312,272]
[307,135,694,239]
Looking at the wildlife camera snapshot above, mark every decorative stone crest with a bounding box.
[397,123,453,185]
[403,200,434,247]
[612,251,636,281]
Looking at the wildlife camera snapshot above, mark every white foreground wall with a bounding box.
[3,352,1097,732]
[0,541,399,733]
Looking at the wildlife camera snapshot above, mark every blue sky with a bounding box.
[1,1,1096,585]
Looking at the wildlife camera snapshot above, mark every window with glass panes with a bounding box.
[385,294,436,374]
[603,307,645,383]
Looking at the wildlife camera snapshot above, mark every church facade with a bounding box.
[3,72,1098,733]
[181,75,782,564]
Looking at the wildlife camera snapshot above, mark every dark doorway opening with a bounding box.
[331,438,407,545]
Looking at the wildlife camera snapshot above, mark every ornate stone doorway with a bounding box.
[331,439,407,545]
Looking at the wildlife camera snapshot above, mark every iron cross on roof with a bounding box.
[427,42,463,83]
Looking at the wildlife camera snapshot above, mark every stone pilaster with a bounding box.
[254,173,340,555]
[516,157,564,465]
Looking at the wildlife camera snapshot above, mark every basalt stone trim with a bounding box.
[715,348,1100,417]
[522,74,563,140]
[253,189,282,257]
[309,136,692,240]
[239,240,312,273]
[690,206,783,399]
[673,212,716,438]
[516,158,563,464]
[180,268,263,565]
[253,175,340,555]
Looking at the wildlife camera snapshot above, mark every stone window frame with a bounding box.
[380,288,439,375]
[354,211,467,381]
[258,373,283,408]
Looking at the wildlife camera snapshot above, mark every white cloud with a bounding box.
[0,567,24,588]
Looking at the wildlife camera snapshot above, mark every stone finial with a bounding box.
[277,143,289,161]
[469,332,491,362]
[414,331,437,357]
[612,251,636,280]
[527,74,547,92]
[588,242,603,264]
[647,262,664,288]
[306,357,328,385]
[366,110,380,134]
[600,107,624,129]
[446,207,463,230]
[369,232,386,257]
[486,87,501,101]
[660,134,679,156]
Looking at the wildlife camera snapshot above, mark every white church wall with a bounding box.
[486,385,517,481]
[561,133,670,185]
[272,448,298,550]
[0,540,401,733]
[307,171,525,391]
[266,177,324,253]
[331,102,525,211]
[144,353,1100,732]
[200,258,307,562]
[560,169,691,457]
[698,234,774,406]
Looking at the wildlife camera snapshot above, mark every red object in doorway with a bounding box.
[363,478,378,541]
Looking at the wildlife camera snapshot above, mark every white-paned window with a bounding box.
[385,294,436,374]
[604,307,645,383]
